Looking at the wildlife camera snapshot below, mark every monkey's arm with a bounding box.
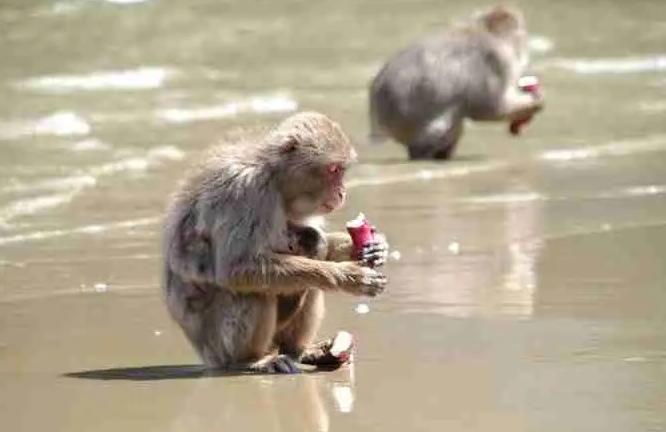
[324,232,354,261]
[227,253,385,297]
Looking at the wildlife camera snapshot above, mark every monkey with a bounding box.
[368,5,544,160]
[162,111,389,374]
[284,221,329,260]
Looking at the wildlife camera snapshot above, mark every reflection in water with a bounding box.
[377,177,544,319]
[500,185,544,318]
[161,365,355,432]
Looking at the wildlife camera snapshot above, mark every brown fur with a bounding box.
[162,111,386,373]
[369,5,543,160]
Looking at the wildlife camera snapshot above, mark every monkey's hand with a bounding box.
[338,262,387,297]
[359,229,389,268]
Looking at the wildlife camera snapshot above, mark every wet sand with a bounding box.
[2,0,666,431]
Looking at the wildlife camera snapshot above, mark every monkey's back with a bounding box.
[370,30,511,129]
[160,147,281,367]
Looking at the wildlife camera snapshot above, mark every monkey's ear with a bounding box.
[279,136,299,153]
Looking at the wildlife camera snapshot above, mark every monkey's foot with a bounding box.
[301,331,355,371]
[251,354,302,374]
[509,114,534,136]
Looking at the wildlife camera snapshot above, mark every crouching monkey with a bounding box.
[162,112,389,374]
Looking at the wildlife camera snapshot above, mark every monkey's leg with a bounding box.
[179,289,300,374]
[275,290,353,370]
[275,289,325,359]
[239,295,302,374]
[407,114,463,160]
[432,120,464,160]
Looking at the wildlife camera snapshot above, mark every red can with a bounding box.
[346,213,374,267]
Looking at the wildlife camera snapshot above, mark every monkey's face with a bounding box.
[282,162,348,221]
[273,111,356,222]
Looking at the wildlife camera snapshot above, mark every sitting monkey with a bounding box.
[369,5,544,160]
[162,112,389,373]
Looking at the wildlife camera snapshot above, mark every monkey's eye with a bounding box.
[326,164,346,175]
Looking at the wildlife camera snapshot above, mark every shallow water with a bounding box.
[1,0,666,431]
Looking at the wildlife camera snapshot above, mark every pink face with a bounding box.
[285,162,348,221]
[320,163,346,212]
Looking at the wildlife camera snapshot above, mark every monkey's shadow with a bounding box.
[64,364,318,381]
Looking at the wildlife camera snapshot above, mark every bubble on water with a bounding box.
[93,283,109,293]
[448,241,460,254]
[389,250,401,261]
[154,330,162,336]
[355,303,370,314]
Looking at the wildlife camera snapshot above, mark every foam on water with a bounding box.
[103,0,153,4]
[538,135,666,162]
[2,175,97,194]
[0,111,91,140]
[156,94,298,124]
[638,101,666,112]
[15,67,173,93]
[3,135,665,243]
[599,185,666,199]
[0,193,76,225]
[460,192,545,205]
[0,145,185,227]
[552,55,666,74]
[0,217,159,246]
[346,160,510,189]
